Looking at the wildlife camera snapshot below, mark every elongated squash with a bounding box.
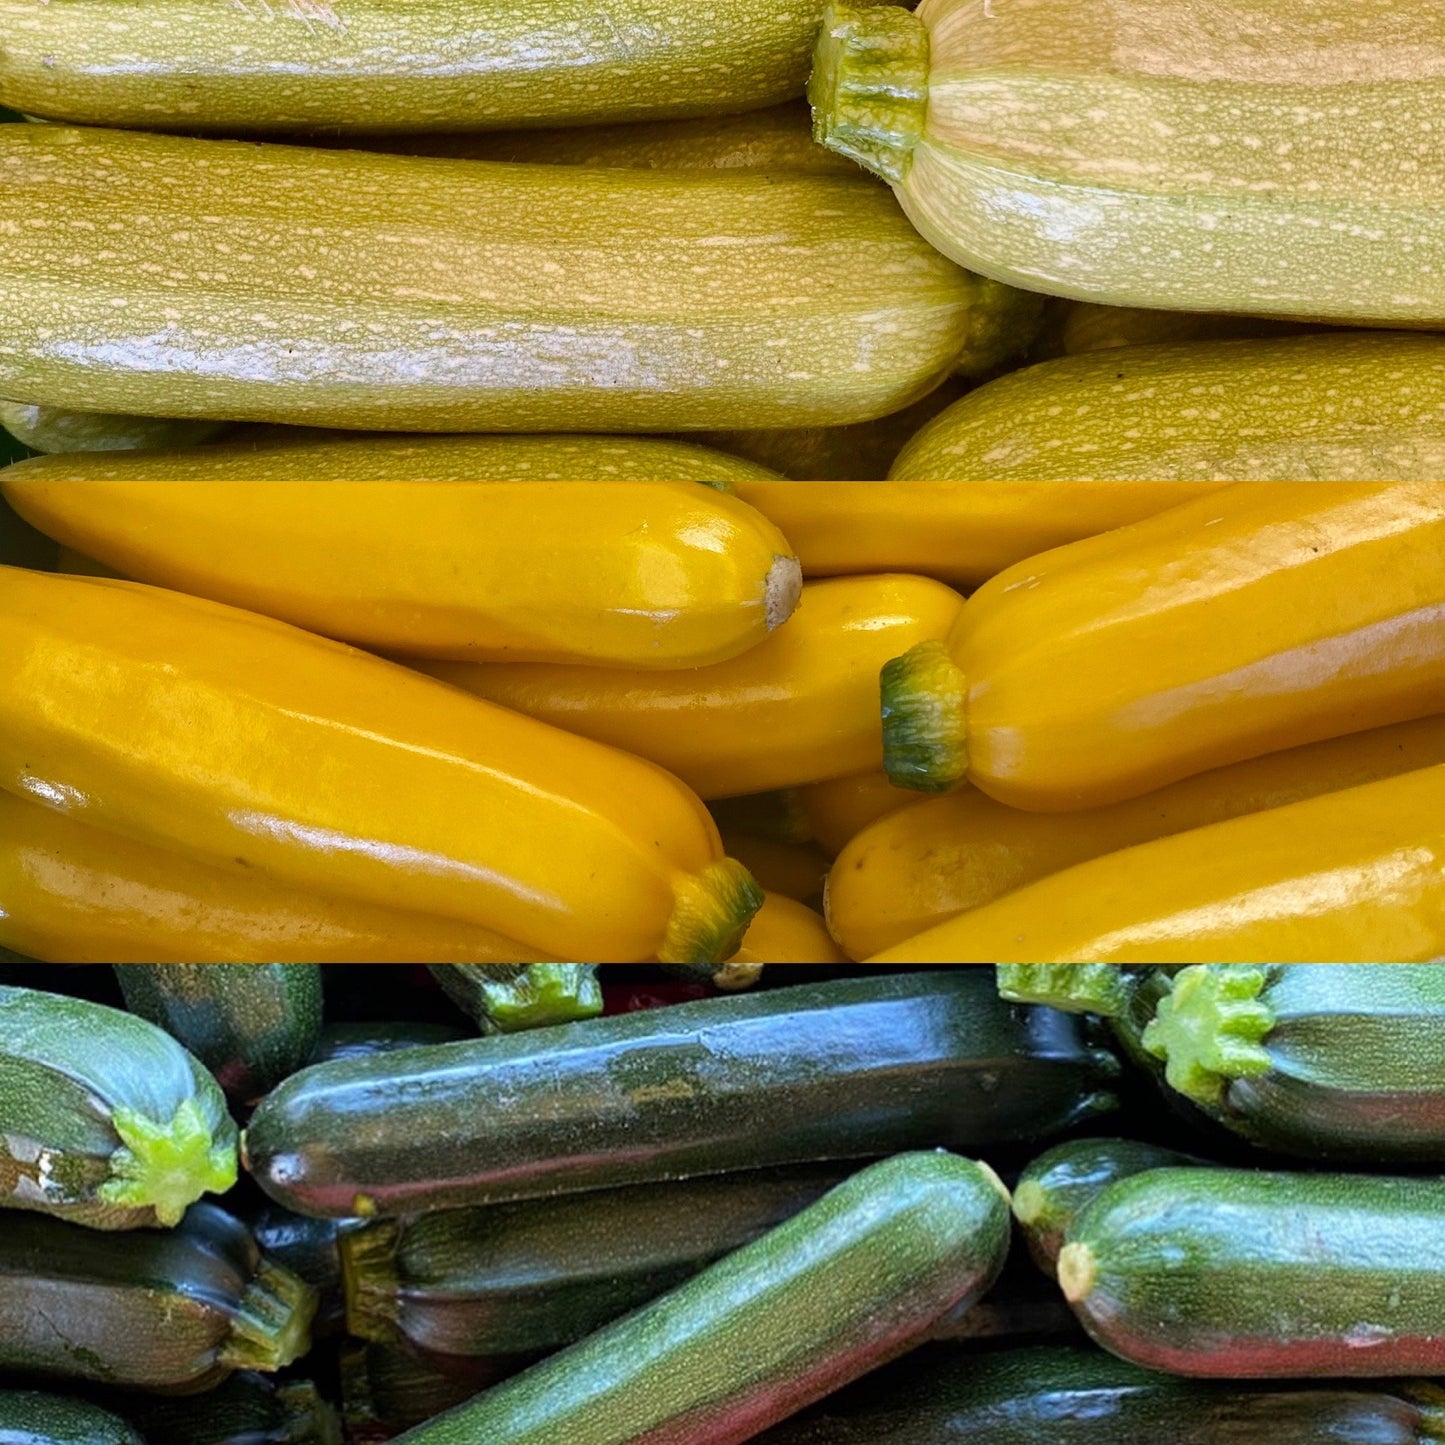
[869,761,1445,963]
[12,429,780,483]
[717,833,831,905]
[0,789,548,965]
[731,892,846,964]
[0,401,227,454]
[1,0,894,134]
[54,547,124,580]
[0,126,978,434]
[3,478,802,669]
[424,574,964,800]
[798,771,915,856]
[0,567,761,964]
[811,0,1445,324]
[0,1391,143,1445]
[832,713,1445,959]
[889,335,1445,480]
[1053,305,1318,358]
[881,483,1445,809]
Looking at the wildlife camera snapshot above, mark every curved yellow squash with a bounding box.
[423,574,964,799]
[882,483,1445,811]
[2,478,801,669]
[731,892,846,965]
[716,832,832,905]
[0,567,760,964]
[870,763,1445,964]
[832,713,1445,960]
[0,790,546,965]
[797,771,914,857]
[735,481,1225,585]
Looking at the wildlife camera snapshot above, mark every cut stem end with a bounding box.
[661,858,766,965]
[765,555,804,632]
[881,639,968,792]
[102,1097,239,1228]
[1057,1242,1098,1305]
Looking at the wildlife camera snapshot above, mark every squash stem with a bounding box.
[661,858,765,965]
[1056,1242,1097,1304]
[338,1220,403,1347]
[765,554,804,633]
[222,1255,318,1374]
[100,1097,239,1228]
[880,639,969,792]
[809,3,930,185]
[997,964,1137,1018]
[1140,965,1276,1108]
[431,964,604,1033]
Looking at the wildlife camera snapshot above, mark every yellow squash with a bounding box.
[735,481,1226,586]
[870,763,1445,963]
[716,832,832,906]
[797,771,914,856]
[422,573,964,799]
[0,790,547,964]
[831,713,1445,960]
[0,567,761,964]
[54,547,122,579]
[731,892,846,965]
[0,125,980,434]
[882,483,1445,811]
[2,478,802,669]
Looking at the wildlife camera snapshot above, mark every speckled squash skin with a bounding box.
[0,126,978,434]
[0,1391,145,1445]
[0,0,894,133]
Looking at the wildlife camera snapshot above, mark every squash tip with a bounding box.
[660,858,765,966]
[1056,1241,1097,1304]
[102,1097,239,1228]
[765,554,804,632]
[880,639,968,792]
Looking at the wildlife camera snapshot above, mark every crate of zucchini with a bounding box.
[2,960,1445,1445]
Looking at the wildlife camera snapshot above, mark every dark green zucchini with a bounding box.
[340,1344,512,1444]
[0,1202,316,1391]
[0,1391,142,1445]
[1060,1168,1445,1377]
[749,1345,1445,1444]
[113,1373,340,1445]
[0,983,237,1228]
[244,1202,345,1337]
[1140,964,1445,1161]
[340,1165,850,1357]
[427,965,603,1034]
[245,971,1119,1219]
[368,1151,1010,1445]
[114,965,323,1103]
[308,1020,467,1066]
[1012,1138,1205,1272]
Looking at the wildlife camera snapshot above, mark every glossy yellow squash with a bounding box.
[734,481,1226,586]
[2,478,801,669]
[0,567,761,963]
[0,790,548,964]
[796,771,914,856]
[811,0,1445,324]
[54,547,122,579]
[0,125,980,434]
[832,713,1445,960]
[882,483,1445,811]
[716,832,832,905]
[731,892,846,964]
[870,762,1445,963]
[422,574,964,799]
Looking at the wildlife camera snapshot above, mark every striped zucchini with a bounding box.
[0,401,227,454]
[0,126,979,434]
[1061,1169,1445,1377]
[1142,964,1445,1161]
[0,1392,143,1445]
[0,1202,315,1390]
[0,984,237,1229]
[429,965,603,1034]
[114,965,323,1104]
[340,1166,849,1357]
[811,1,1445,325]
[115,1375,340,1445]
[243,971,1118,1220]
[887,335,1445,480]
[377,1152,1010,1445]
[2,0,894,133]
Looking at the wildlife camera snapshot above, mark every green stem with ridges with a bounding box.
[221,1256,318,1374]
[880,640,969,792]
[808,3,929,186]
[338,1219,404,1347]
[431,965,603,1033]
[276,1382,344,1445]
[997,965,1137,1019]
[1140,965,1276,1108]
[99,1097,238,1228]
[661,858,765,965]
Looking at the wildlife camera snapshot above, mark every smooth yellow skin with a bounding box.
[736,481,1225,586]
[54,547,121,580]
[2,479,801,669]
[0,790,548,964]
[870,762,1445,963]
[932,482,1445,811]
[423,574,964,799]
[834,713,1445,961]
[0,566,748,963]
[717,832,831,905]
[797,770,914,856]
[0,126,978,434]
[731,892,846,964]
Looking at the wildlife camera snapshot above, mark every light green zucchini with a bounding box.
[429,965,603,1034]
[889,333,1445,480]
[810,0,1445,325]
[0,401,228,454]
[0,1392,143,1445]
[1,0,894,134]
[0,126,980,434]
[8,430,782,482]
[1050,304,1319,358]
[0,983,237,1229]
